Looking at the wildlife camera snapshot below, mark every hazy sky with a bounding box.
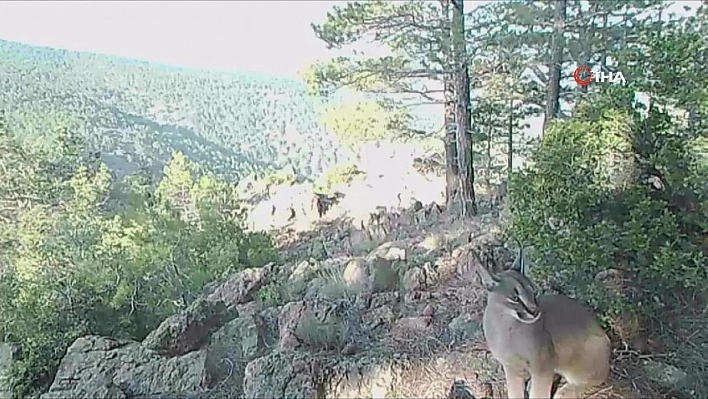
[2,1,694,79]
[0,1,343,77]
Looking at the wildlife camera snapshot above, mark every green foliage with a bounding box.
[508,95,708,319]
[258,276,310,308]
[0,127,278,397]
[261,169,297,188]
[508,89,708,394]
[617,3,708,124]
[465,2,546,180]
[320,100,411,150]
[308,0,446,93]
[257,282,284,307]
[306,0,450,145]
[314,162,365,194]
[303,57,417,97]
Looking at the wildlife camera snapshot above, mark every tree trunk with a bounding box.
[599,10,609,72]
[440,0,459,206]
[444,96,459,205]
[451,0,476,217]
[507,98,514,178]
[574,1,590,97]
[486,121,492,190]
[543,0,567,132]
[688,6,704,135]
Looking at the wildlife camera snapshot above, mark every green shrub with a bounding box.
[257,282,284,307]
[508,95,708,321]
[262,169,297,188]
[314,162,365,195]
[311,264,363,301]
[0,132,279,396]
[507,93,708,395]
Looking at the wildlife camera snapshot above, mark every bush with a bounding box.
[262,169,297,188]
[314,162,365,195]
[319,100,411,150]
[508,94,708,321]
[257,282,285,307]
[0,131,279,396]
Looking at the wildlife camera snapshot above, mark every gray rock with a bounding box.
[448,314,483,341]
[402,266,427,292]
[367,242,407,262]
[0,343,15,399]
[206,266,273,310]
[210,316,264,362]
[342,258,369,291]
[142,296,238,357]
[290,260,314,280]
[113,350,208,397]
[203,315,267,399]
[40,266,275,399]
[143,266,271,357]
[278,300,352,352]
[39,336,209,399]
[369,292,399,309]
[243,352,322,399]
[243,351,401,399]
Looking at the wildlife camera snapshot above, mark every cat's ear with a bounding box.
[477,264,500,291]
[510,246,530,276]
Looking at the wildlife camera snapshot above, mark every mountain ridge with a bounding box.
[0,38,350,182]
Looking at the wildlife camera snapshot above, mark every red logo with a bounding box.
[573,66,594,87]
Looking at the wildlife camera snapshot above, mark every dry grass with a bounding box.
[295,316,348,351]
[310,263,363,301]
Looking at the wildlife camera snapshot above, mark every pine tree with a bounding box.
[306,0,477,211]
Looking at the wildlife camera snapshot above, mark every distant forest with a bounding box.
[0,39,351,182]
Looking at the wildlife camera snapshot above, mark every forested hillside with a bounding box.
[0,39,348,181]
[0,1,707,398]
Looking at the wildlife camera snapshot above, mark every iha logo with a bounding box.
[573,66,626,86]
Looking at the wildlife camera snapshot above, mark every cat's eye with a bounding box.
[509,295,519,303]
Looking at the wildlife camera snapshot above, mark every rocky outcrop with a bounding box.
[41,336,209,399]
[141,297,237,358]
[37,202,536,399]
[40,266,273,399]
[143,265,272,357]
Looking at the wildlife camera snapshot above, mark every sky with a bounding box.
[0,1,343,78]
[0,0,698,78]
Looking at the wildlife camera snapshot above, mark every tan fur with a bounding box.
[478,261,611,399]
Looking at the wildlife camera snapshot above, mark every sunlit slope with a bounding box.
[0,39,346,181]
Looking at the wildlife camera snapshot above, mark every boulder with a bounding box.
[278,300,357,352]
[143,266,271,357]
[40,336,208,399]
[0,343,15,399]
